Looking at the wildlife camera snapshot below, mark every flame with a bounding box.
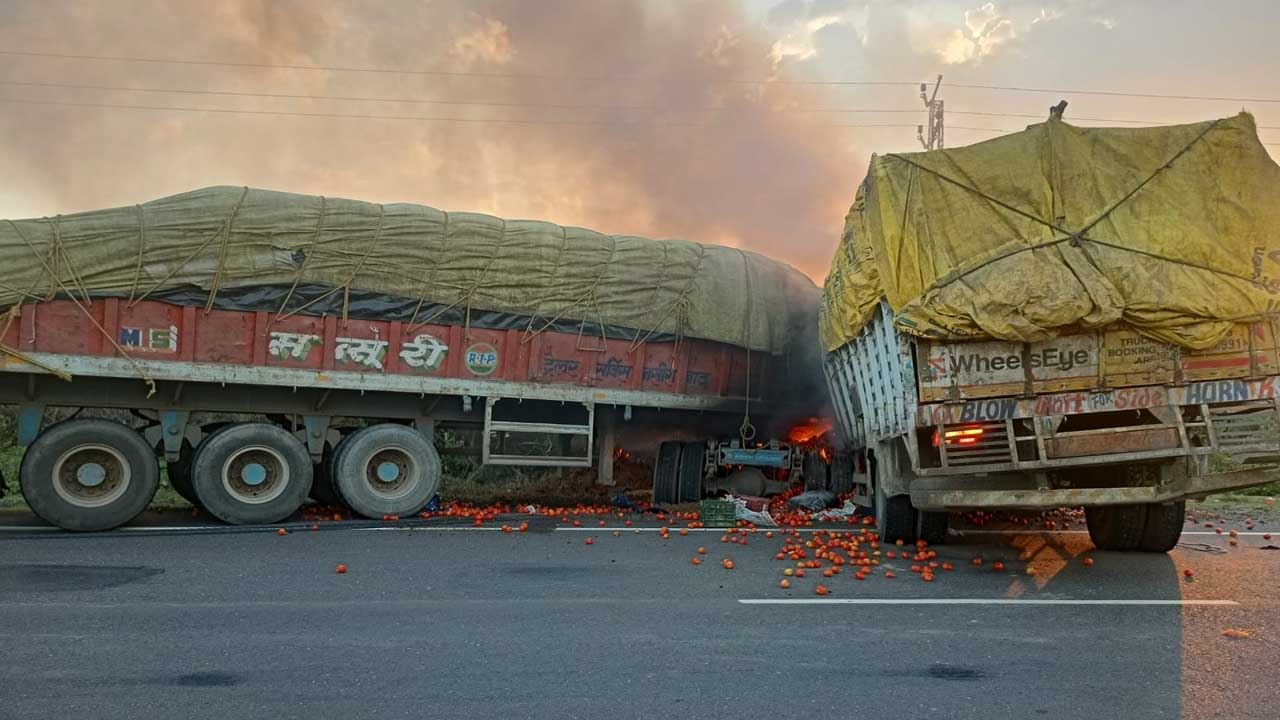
[787,418,833,445]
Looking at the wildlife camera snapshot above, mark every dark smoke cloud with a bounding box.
[0,0,862,280]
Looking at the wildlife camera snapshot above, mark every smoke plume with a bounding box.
[0,0,863,280]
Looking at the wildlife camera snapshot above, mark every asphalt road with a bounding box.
[1,517,1277,720]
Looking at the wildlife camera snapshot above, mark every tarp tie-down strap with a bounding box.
[130,186,249,308]
[5,219,153,395]
[271,204,387,325]
[268,195,327,330]
[628,242,705,354]
[884,118,1225,296]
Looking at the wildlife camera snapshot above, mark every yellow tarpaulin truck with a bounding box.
[820,112,1280,552]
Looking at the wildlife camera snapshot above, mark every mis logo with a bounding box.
[119,325,179,354]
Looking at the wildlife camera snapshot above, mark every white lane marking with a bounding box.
[952,529,1275,537]
[362,526,504,532]
[738,599,1240,606]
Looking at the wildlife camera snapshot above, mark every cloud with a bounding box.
[451,13,516,64]
[0,0,864,281]
[932,3,1017,65]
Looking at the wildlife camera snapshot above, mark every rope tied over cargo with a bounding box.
[270,203,387,325]
[885,118,1227,295]
[5,219,154,395]
[522,231,618,351]
[627,242,705,354]
[268,195,327,330]
[407,210,448,332]
[520,225,571,345]
[737,248,756,444]
[129,204,146,303]
[130,185,250,309]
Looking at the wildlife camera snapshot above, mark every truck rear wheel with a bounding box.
[165,441,197,506]
[1085,505,1147,551]
[191,423,312,525]
[20,419,160,532]
[874,480,916,544]
[802,451,829,492]
[309,436,345,508]
[829,452,854,495]
[653,442,681,504]
[677,442,705,502]
[1139,501,1185,553]
[332,424,440,519]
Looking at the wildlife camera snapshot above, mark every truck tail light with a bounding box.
[932,426,985,447]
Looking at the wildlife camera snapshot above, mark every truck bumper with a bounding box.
[909,467,1275,511]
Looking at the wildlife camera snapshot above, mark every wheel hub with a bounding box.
[53,445,131,508]
[365,448,415,499]
[222,446,289,504]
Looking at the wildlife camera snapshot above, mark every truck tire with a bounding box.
[20,419,160,532]
[191,423,313,525]
[309,436,346,508]
[874,478,916,544]
[802,451,829,492]
[331,424,440,519]
[917,510,949,546]
[1138,501,1185,553]
[653,441,681,504]
[165,441,197,506]
[1085,505,1147,551]
[677,442,705,502]
[829,452,854,495]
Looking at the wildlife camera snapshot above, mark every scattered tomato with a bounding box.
[1082,557,1095,567]
[691,557,702,565]
[815,584,830,596]
[276,528,287,536]
[335,564,348,574]
[780,579,791,589]
[585,537,595,545]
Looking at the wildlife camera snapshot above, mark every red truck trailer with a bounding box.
[0,187,822,531]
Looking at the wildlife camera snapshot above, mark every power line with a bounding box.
[0,96,946,130]
[0,49,914,87]
[945,82,1280,105]
[7,49,1278,105]
[11,79,1256,129]
[0,79,922,114]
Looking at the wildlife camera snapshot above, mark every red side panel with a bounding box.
[18,298,762,400]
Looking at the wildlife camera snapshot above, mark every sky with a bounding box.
[0,0,1277,282]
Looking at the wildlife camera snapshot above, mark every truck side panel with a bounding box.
[1,299,767,404]
[918,320,1280,402]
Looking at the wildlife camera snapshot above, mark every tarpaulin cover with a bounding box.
[819,113,1280,352]
[0,187,818,354]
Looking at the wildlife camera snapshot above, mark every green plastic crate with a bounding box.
[699,499,737,528]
